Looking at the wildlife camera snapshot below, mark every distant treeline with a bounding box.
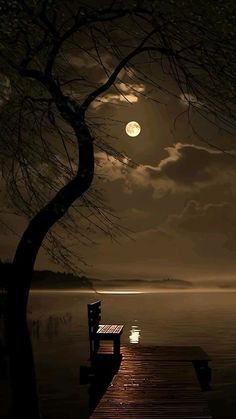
[0,261,192,290]
[92,277,193,288]
[32,270,93,289]
[0,261,93,290]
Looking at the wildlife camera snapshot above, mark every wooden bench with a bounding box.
[88,301,124,358]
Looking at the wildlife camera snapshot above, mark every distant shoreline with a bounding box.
[30,288,236,294]
[30,272,236,292]
[2,263,236,292]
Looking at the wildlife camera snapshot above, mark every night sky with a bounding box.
[85,92,236,281]
[1,1,236,282]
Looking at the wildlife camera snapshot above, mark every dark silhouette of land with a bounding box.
[32,270,93,290]
[0,261,193,291]
[3,262,236,292]
[93,277,193,290]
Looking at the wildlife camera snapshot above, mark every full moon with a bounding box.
[125,121,141,137]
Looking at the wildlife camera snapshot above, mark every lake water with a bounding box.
[18,290,236,418]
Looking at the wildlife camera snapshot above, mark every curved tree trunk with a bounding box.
[5,121,94,418]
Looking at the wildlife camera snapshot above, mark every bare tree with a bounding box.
[0,1,235,417]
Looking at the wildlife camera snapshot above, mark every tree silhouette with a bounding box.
[0,1,235,417]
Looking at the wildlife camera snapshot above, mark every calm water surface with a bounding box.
[26,290,236,419]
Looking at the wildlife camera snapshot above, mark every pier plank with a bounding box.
[90,345,212,419]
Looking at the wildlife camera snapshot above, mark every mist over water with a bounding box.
[22,290,236,418]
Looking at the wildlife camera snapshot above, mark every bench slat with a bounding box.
[97,325,124,335]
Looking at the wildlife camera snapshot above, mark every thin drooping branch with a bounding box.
[82,46,170,110]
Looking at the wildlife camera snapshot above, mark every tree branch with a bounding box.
[44,6,152,77]
[81,40,169,110]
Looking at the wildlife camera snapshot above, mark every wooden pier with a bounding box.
[90,345,212,418]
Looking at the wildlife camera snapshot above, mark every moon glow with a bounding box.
[125,121,141,137]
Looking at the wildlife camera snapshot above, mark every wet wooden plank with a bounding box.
[119,345,211,361]
[90,345,212,418]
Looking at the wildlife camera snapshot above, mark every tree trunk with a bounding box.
[4,121,94,418]
[5,268,41,419]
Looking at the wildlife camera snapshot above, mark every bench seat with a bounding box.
[88,301,124,358]
[97,324,124,335]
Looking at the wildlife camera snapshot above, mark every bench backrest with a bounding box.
[88,300,101,356]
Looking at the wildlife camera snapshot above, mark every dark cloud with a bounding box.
[167,199,236,251]
[168,200,230,232]
[155,143,236,186]
[96,143,236,199]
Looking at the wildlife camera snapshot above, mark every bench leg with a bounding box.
[194,360,211,391]
[113,337,120,357]
[94,338,100,353]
